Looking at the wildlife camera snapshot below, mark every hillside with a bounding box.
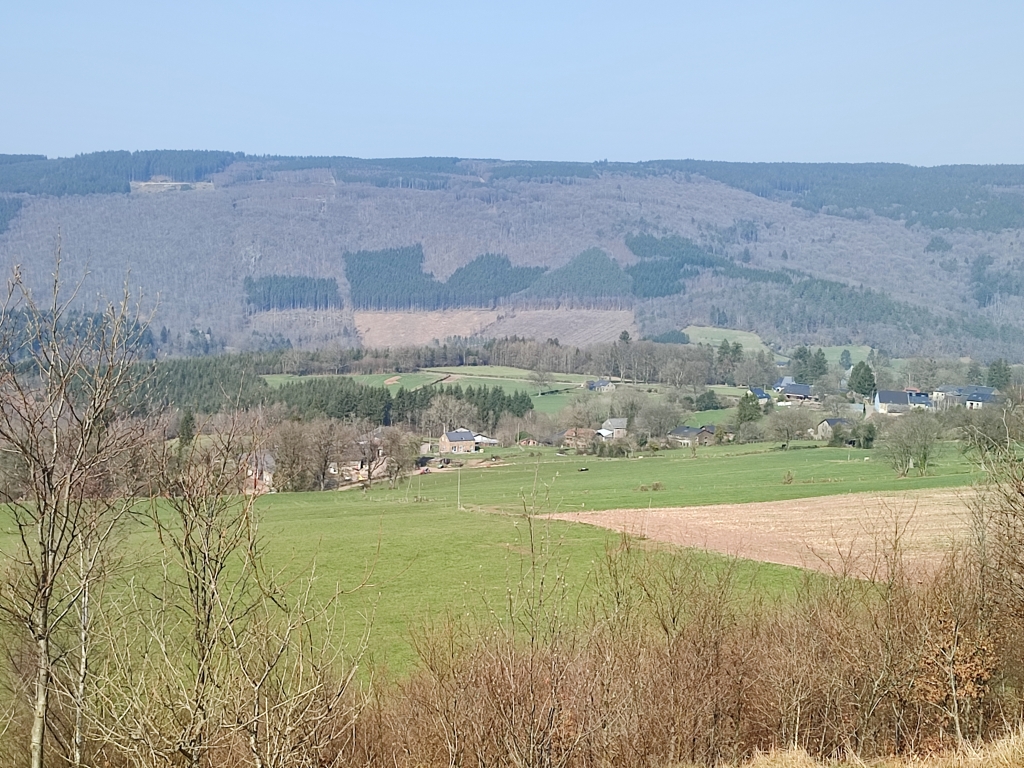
[3,152,1024,358]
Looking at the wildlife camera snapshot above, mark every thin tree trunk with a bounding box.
[74,569,90,768]
[31,630,49,768]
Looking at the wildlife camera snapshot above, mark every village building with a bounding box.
[874,390,933,414]
[601,417,628,439]
[440,428,477,453]
[931,385,997,410]
[815,418,850,441]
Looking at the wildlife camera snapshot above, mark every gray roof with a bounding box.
[603,418,628,430]
[444,429,476,442]
[784,383,812,397]
[876,391,910,405]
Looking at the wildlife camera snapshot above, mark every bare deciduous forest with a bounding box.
[2,153,1024,357]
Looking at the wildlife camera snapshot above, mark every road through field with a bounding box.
[545,487,976,574]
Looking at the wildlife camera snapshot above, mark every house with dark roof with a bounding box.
[931,385,997,410]
[586,379,616,393]
[782,383,814,402]
[773,376,796,392]
[874,390,934,414]
[440,428,477,453]
[815,418,850,441]
[668,425,700,446]
[748,387,770,405]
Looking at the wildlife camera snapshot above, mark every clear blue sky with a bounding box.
[3,1,1022,165]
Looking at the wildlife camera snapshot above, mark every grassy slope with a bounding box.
[0,443,979,672]
[253,443,976,668]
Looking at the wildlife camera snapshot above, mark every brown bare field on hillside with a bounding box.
[546,487,973,574]
[485,308,637,346]
[355,310,500,347]
[354,308,635,348]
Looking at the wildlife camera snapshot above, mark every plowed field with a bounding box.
[546,487,974,574]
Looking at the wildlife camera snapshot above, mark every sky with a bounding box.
[3,1,1023,165]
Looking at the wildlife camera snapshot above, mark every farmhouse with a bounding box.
[874,390,933,414]
[668,425,700,447]
[440,428,477,453]
[748,387,771,405]
[587,379,616,393]
[815,418,850,441]
[602,418,629,439]
[782,383,814,402]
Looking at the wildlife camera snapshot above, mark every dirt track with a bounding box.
[545,488,976,573]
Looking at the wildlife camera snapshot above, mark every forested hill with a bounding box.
[5,150,1024,358]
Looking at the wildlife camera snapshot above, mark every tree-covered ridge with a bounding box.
[244,276,342,312]
[484,160,1024,231]
[7,151,1024,231]
[0,150,242,196]
[657,161,1024,232]
[266,155,474,189]
[344,247,547,310]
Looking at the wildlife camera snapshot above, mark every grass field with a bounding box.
[0,442,980,673]
[818,345,873,367]
[252,442,977,668]
[683,325,775,356]
[422,365,592,384]
[685,406,739,426]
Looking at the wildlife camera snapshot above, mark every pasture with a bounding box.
[253,442,977,668]
[0,442,980,673]
[683,325,776,356]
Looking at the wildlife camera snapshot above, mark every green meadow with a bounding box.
[0,442,980,673]
[252,443,977,668]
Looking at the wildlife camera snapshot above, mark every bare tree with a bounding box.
[381,427,419,489]
[0,254,153,768]
[881,412,942,477]
[307,418,352,492]
[422,394,476,437]
[765,408,815,446]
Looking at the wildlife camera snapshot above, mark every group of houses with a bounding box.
[873,385,996,414]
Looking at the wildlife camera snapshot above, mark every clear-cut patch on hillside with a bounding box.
[354,308,637,348]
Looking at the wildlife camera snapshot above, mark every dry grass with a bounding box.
[737,729,1024,766]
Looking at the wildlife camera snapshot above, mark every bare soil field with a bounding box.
[546,487,974,574]
[484,309,637,346]
[354,308,636,348]
[354,310,500,347]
